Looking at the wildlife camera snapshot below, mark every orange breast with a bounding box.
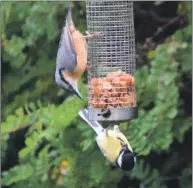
[71,30,87,79]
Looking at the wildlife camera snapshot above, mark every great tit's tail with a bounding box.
[79,108,104,135]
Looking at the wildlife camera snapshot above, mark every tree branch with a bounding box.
[143,15,184,50]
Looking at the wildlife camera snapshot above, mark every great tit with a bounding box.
[79,108,136,171]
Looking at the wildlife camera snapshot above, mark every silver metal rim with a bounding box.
[88,106,138,121]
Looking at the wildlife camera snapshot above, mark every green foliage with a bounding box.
[179,165,192,188]
[127,42,180,155]
[2,1,86,119]
[2,164,34,186]
[1,1,192,188]
[130,159,167,188]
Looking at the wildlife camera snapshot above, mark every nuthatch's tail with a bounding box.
[66,5,76,32]
[79,109,104,135]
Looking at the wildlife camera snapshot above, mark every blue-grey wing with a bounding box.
[56,22,77,72]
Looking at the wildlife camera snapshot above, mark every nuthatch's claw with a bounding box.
[84,31,102,39]
[85,30,89,35]
[87,62,92,71]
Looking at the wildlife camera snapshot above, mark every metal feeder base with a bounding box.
[88,106,138,122]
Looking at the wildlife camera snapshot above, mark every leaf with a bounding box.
[2,164,34,186]
[19,147,31,159]
[167,108,178,119]
[82,139,94,151]
[15,107,24,118]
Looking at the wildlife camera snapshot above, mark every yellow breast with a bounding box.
[96,131,123,163]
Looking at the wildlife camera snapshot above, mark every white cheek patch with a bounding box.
[134,156,136,163]
[117,151,124,168]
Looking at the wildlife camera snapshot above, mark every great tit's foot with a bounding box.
[113,125,120,132]
[105,129,109,137]
[110,164,118,170]
[105,124,113,136]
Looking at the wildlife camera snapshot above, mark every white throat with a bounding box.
[65,77,76,87]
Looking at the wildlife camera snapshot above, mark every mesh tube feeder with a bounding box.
[86,0,138,122]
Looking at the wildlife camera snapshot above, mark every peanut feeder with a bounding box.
[86,0,138,122]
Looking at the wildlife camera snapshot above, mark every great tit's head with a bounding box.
[116,146,136,171]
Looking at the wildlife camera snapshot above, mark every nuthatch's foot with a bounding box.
[87,62,92,71]
[84,31,102,39]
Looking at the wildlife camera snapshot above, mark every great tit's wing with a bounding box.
[56,6,77,72]
[116,132,133,152]
[79,109,104,135]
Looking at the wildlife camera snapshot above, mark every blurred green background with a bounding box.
[1,1,192,188]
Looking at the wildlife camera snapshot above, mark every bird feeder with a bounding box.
[86,0,138,122]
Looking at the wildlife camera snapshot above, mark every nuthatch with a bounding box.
[55,5,100,100]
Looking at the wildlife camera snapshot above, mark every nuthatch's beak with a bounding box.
[73,82,83,100]
[74,89,83,100]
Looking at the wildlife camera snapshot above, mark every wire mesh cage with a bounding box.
[86,0,138,122]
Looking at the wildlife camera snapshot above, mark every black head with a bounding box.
[116,146,136,171]
[121,152,136,171]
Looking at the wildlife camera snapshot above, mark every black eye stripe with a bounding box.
[59,68,74,90]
